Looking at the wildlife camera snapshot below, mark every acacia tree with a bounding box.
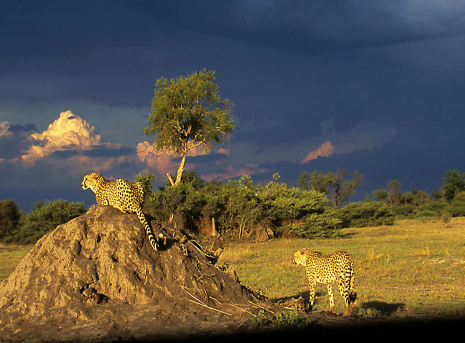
[298,169,364,207]
[387,179,401,206]
[441,169,465,201]
[144,69,234,186]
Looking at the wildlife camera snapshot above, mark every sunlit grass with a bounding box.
[1,218,464,318]
[219,218,465,318]
[0,243,32,281]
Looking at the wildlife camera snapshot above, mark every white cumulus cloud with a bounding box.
[21,110,120,165]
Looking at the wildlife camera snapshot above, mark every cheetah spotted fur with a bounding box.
[293,249,358,316]
[81,172,164,250]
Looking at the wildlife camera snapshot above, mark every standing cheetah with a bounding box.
[293,249,358,316]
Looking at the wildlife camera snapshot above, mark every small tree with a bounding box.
[273,173,281,185]
[372,189,388,202]
[299,169,364,207]
[330,169,364,208]
[441,169,465,201]
[145,69,234,186]
[387,179,401,206]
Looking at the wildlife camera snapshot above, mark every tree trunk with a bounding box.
[167,153,187,186]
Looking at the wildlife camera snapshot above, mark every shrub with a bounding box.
[146,176,341,239]
[414,209,438,221]
[446,200,465,217]
[257,183,341,238]
[0,200,23,241]
[393,204,416,219]
[419,200,447,215]
[337,201,395,228]
[7,200,87,244]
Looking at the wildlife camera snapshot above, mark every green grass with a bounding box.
[218,218,465,318]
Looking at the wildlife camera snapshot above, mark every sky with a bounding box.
[1,0,464,211]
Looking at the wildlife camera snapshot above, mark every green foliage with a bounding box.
[414,209,438,221]
[144,69,234,186]
[134,172,156,198]
[271,311,313,331]
[251,309,268,328]
[251,310,312,331]
[441,169,465,201]
[337,201,395,228]
[145,173,340,239]
[298,169,364,207]
[387,179,401,206]
[362,170,465,222]
[372,189,388,202]
[6,200,87,244]
[149,176,205,231]
[447,191,465,217]
[0,200,23,240]
[257,183,341,238]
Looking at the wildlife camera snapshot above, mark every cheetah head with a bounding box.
[293,249,307,266]
[81,172,103,191]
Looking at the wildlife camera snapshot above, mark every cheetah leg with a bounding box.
[307,278,316,312]
[112,203,127,213]
[327,284,336,314]
[349,269,358,316]
[336,279,350,317]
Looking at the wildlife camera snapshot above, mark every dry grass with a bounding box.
[0,243,33,281]
[218,218,465,318]
[1,218,464,318]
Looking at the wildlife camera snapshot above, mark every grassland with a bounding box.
[0,243,32,281]
[218,218,465,318]
[1,218,464,319]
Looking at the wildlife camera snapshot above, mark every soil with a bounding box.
[0,205,463,342]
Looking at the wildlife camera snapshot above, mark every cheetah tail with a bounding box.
[349,290,357,304]
[136,211,160,251]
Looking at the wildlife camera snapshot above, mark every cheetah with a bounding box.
[81,172,164,251]
[293,249,358,317]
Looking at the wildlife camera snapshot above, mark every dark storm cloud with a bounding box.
[82,147,135,158]
[1,1,464,210]
[138,0,465,54]
[50,149,80,159]
[7,123,37,133]
[2,1,463,107]
[0,121,34,159]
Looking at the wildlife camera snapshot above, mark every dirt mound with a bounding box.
[0,206,271,342]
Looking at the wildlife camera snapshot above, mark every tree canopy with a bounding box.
[144,69,234,186]
[298,169,364,207]
[441,169,465,201]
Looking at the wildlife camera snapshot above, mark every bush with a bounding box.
[146,175,341,239]
[446,200,465,217]
[6,200,87,244]
[419,200,447,215]
[393,204,416,219]
[258,184,341,238]
[414,209,438,221]
[337,201,395,228]
[0,200,23,241]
